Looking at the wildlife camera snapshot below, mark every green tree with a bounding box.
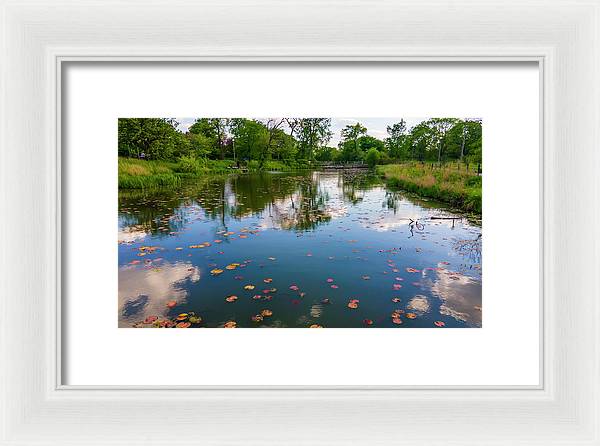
[118,118,188,161]
[385,119,408,159]
[229,119,269,162]
[259,118,286,167]
[339,122,367,161]
[407,122,433,162]
[423,118,459,164]
[314,146,338,162]
[293,118,332,160]
[358,135,385,153]
[188,118,229,159]
[270,128,297,160]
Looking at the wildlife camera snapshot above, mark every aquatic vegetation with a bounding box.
[347,299,359,309]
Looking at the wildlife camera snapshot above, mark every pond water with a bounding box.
[118,171,482,328]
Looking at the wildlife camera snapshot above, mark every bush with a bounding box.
[174,155,205,174]
[365,148,381,167]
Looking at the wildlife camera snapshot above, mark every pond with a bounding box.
[118,170,482,328]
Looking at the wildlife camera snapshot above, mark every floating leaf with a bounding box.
[289,285,299,291]
[392,284,402,290]
[326,278,334,283]
[434,321,445,327]
[252,294,262,300]
[406,313,417,319]
[263,278,273,283]
[176,322,191,328]
[176,313,189,321]
[330,284,339,289]
[188,315,201,324]
[309,324,323,328]
[144,315,158,324]
[392,317,403,325]
[260,309,273,317]
[223,321,237,328]
[391,297,401,303]
[225,295,238,302]
[244,285,255,290]
[251,314,263,322]
[363,319,373,326]
[347,299,359,309]
[406,268,420,273]
[210,268,224,275]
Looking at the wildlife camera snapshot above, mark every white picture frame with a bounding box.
[1,0,598,444]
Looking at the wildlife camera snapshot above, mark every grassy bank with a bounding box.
[118,157,314,189]
[378,163,482,213]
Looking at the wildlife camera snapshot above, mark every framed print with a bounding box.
[61,62,539,387]
[1,1,599,445]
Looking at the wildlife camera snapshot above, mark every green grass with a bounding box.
[118,157,316,189]
[118,158,182,188]
[378,163,482,213]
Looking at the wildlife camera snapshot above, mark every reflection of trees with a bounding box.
[118,186,201,236]
[384,190,446,214]
[118,171,397,235]
[340,172,381,204]
[266,177,332,231]
[119,172,344,234]
[453,234,482,264]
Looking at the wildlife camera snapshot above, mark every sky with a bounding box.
[175,117,429,147]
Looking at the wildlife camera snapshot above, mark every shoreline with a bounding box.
[118,159,482,217]
[378,164,482,215]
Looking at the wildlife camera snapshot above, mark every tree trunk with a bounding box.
[460,124,466,161]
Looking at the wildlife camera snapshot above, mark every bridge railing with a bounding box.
[313,161,369,168]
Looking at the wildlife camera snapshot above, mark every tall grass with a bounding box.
[379,163,482,213]
[118,158,182,189]
[118,157,314,189]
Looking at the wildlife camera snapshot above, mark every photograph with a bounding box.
[118,117,482,328]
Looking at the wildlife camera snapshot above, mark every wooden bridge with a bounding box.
[317,162,369,170]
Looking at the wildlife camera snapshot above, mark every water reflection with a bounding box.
[118,171,483,328]
[118,261,200,326]
[429,268,482,327]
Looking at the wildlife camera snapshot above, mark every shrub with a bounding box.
[365,148,381,167]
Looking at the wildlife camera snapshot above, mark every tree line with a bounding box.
[118,117,482,167]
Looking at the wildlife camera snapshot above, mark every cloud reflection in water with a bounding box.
[118,261,200,326]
